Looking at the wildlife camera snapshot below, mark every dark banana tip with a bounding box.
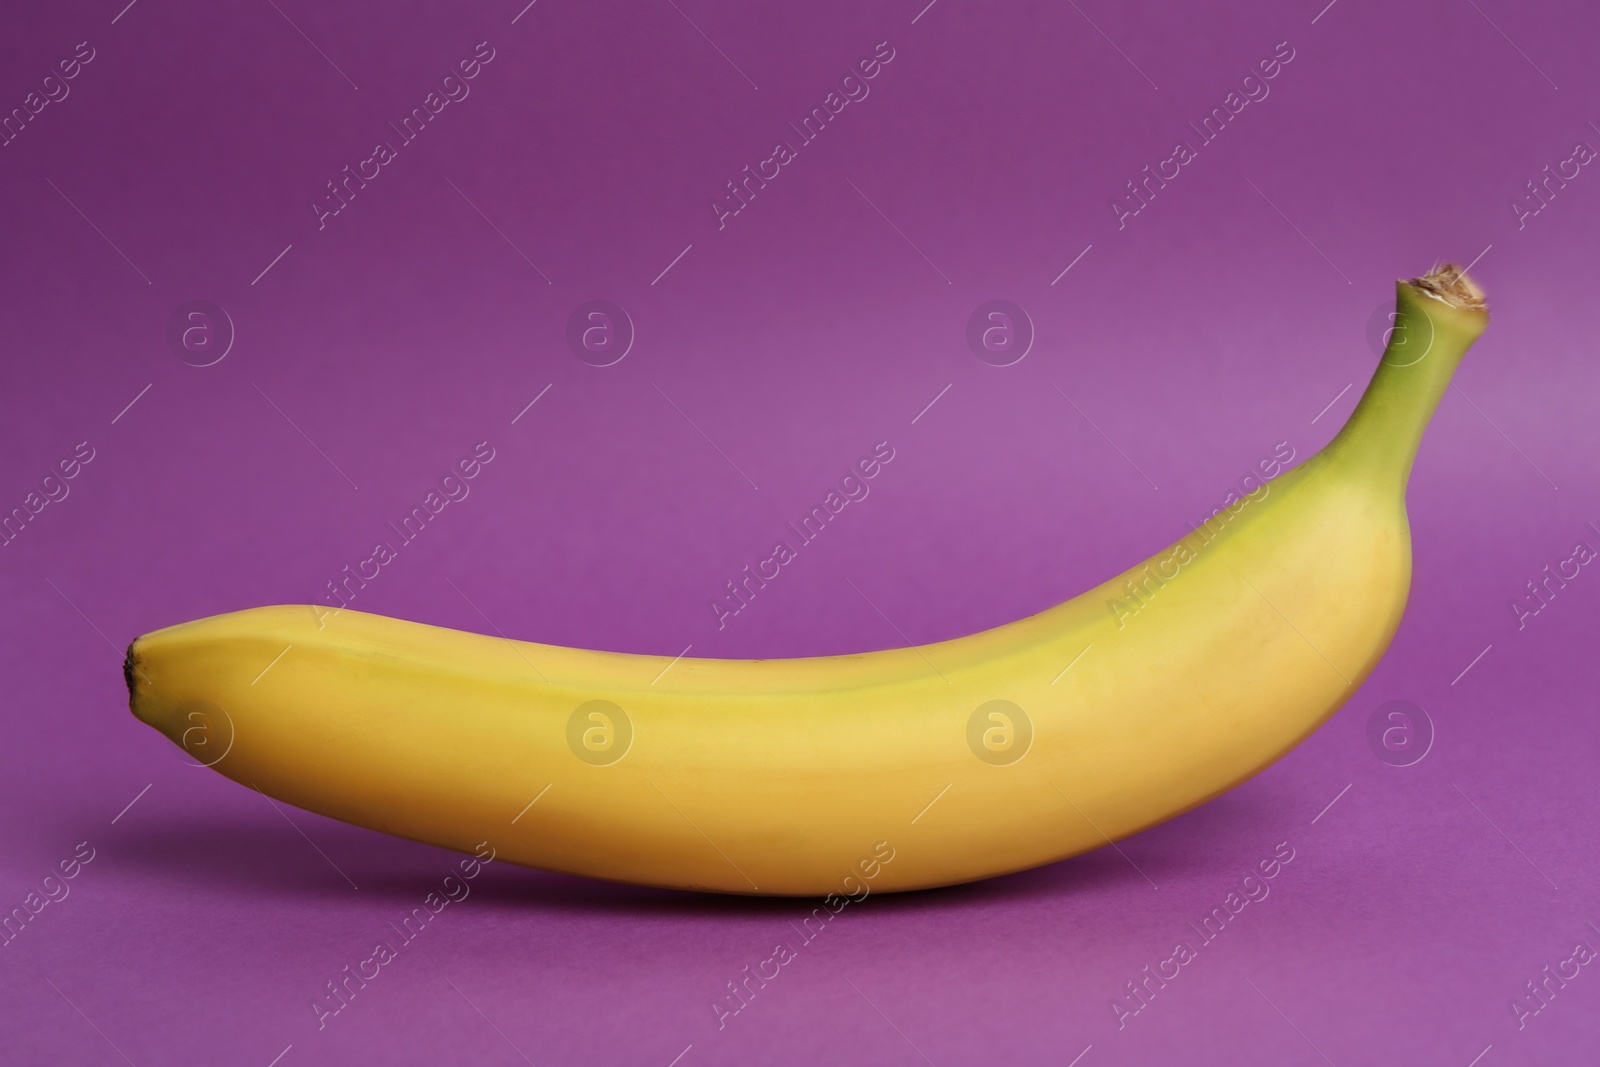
[123,641,139,702]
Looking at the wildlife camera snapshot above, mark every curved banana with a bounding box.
[126,266,1487,896]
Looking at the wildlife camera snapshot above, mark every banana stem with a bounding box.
[1321,264,1488,493]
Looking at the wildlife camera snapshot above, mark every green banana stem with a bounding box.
[1322,264,1489,493]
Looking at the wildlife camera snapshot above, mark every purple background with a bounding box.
[2,0,1597,1063]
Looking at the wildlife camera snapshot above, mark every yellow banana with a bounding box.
[126,265,1487,896]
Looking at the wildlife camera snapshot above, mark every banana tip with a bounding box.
[1405,263,1487,313]
[123,641,140,706]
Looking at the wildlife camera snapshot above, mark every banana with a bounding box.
[126,266,1488,896]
